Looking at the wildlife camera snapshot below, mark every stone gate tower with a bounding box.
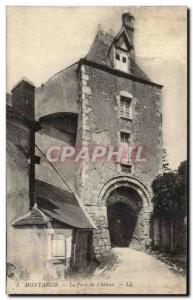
[35,12,163,257]
[76,12,163,255]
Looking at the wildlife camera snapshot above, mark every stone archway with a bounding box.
[98,176,152,250]
[107,186,143,247]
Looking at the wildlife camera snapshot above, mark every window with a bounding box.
[120,131,130,144]
[121,164,132,174]
[120,131,131,164]
[51,233,66,258]
[116,53,120,60]
[115,48,130,73]
[120,96,132,119]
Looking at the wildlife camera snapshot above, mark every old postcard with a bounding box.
[6,6,187,294]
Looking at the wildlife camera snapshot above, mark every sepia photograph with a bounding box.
[6,6,187,294]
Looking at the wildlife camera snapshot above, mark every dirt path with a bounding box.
[8,248,186,294]
[94,248,187,294]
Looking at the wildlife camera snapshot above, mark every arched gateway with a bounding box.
[98,176,152,250]
[107,187,143,247]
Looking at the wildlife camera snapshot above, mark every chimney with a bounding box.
[122,12,135,48]
[11,78,35,121]
[11,78,36,209]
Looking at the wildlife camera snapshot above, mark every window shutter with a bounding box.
[51,233,66,258]
[120,96,132,119]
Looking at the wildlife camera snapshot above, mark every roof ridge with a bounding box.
[43,60,79,86]
[97,29,114,38]
[33,205,50,222]
[12,205,50,226]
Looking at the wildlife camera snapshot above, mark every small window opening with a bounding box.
[121,164,132,174]
[122,56,127,63]
[116,53,120,60]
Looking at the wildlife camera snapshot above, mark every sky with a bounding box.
[6,6,187,169]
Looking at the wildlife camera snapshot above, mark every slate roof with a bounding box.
[12,205,50,226]
[36,179,78,206]
[35,179,96,229]
[86,31,114,68]
[86,30,151,82]
[12,180,96,229]
[130,60,150,82]
[6,104,33,128]
[35,26,160,99]
[11,77,35,93]
[6,93,12,106]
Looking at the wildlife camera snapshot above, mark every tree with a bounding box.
[151,160,187,253]
[162,148,171,172]
[152,160,187,219]
[152,171,178,219]
[176,161,187,219]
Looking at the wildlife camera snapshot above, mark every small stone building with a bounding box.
[11,180,94,279]
[6,80,95,281]
[7,11,163,278]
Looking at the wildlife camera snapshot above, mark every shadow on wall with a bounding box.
[108,202,138,247]
[107,186,142,248]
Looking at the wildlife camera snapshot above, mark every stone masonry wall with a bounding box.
[77,63,162,256]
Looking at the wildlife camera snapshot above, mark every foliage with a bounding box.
[162,148,171,172]
[176,160,187,218]
[152,161,187,219]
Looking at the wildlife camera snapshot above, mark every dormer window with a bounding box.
[115,48,130,73]
[122,56,127,63]
[116,53,120,60]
